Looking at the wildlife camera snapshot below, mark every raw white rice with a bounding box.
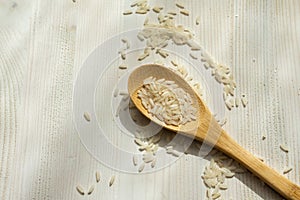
[156,49,169,58]
[95,171,101,183]
[144,17,149,26]
[196,16,200,25]
[180,9,189,16]
[152,6,163,13]
[119,91,128,96]
[143,153,155,163]
[136,9,147,14]
[109,175,116,187]
[171,60,178,66]
[206,189,212,198]
[151,157,157,168]
[219,183,228,190]
[123,10,133,15]
[137,33,144,41]
[201,157,236,199]
[138,162,145,172]
[175,2,185,9]
[218,118,227,127]
[119,65,127,70]
[83,112,91,122]
[138,52,149,61]
[225,98,234,110]
[189,52,198,60]
[212,192,221,199]
[138,76,197,126]
[241,94,248,107]
[119,50,126,60]
[134,138,145,146]
[166,145,173,150]
[76,185,85,195]
[235,97,240,107]
[121,38,130,49]
[171,150,180,157]
[283,167,293,174]
[87,185,94,195]
[168,11,177,16]
[280,144,289,153]
[133,155,138,166]
[113,88,119,97]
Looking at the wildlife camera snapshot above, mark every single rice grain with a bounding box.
[95,171,101,183]
[87,185,94,195]
[109,175,116,187]
[138,163,145,172]
[176,2,185,9]
[283,167,293,174]
[180,9,189,16]
[76,185,85,195]
[123,10,133,15]
[280,144,289,153]
[133,155,138,166]
[83,112,91,122]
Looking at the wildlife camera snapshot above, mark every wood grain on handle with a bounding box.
[217,131,300,200]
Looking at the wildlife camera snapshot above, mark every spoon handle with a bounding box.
[217,130,300,200]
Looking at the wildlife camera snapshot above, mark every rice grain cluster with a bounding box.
[138,76,197,126]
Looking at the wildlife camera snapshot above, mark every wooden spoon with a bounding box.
[128,64,300,200]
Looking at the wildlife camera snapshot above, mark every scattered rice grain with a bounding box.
[196,16,200,25]
[138,52,149,61]
[171,60,178,66]
[123,10,133,15]
[189,52,198,59]
[212,192,221,199]
[241,94,248,107]
[153,6,163,13]
[76,185,85,195]
[119,65,127,70]
[144,17,149,26]
[95,171,101,183]
[87,185,94,195]
[120,51,126,60]
[137,33,144,41]
[83,112,91,122]
[225,98,234,110]
[136,9,147,14]
[168,11,177,16]
[180,9,189,16]
[235,97,240,107]
[143,153,155,163]
[133,155,138,166]
[176,3,185,9]
[219,118,227,127]
[283,167,293,174]
[280,144,289,153]
[219,183,228,190]
[206,189,212,199]
[171,150,181,157]
[119,91,128,96]
[256,156,264,162]
[138,163,145,172]
[109,175,116,187]
[156,49,169,58]
[151,157,157,168]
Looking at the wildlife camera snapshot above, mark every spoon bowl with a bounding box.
[128,64,300,200]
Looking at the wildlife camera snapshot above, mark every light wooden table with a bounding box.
[0,0,299,199]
